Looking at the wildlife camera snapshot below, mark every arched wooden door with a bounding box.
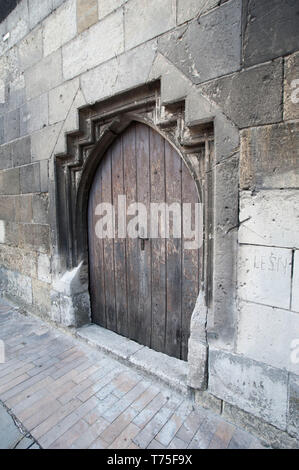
[88,122,200,361]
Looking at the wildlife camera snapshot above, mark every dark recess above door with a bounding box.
[0,0,21,23]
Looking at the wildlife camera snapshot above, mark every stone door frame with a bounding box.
[51,79,239,391]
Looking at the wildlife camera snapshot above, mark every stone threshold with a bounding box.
[76,323,191,396]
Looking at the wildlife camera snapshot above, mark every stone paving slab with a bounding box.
[0,299,269,450]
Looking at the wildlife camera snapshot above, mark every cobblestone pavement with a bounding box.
[0,299,268,450]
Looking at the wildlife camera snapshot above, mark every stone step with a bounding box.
[76,323,191,396]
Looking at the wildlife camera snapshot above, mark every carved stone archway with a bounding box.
[51,79,238,391]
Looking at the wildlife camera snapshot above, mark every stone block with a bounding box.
[240,122,299,190]
[0,244,37,279]
[200,59,282,128]
[33,224,50,253]
[239,190,299,249]
[32,279,51,315]
[49,79,79,125]
[209,348,289,430]
[98,0,126,19]
[125,0,176,50]
[4,109,20,143]
[0,267,33,305]
[24,50,62,101]
[51,290,91,327]
[0,143,12,170]
[20,163,41,194]
[177,0,220,24]
[292,251,299,313]
[62,9,123,80]
[6,1,29,49]
[32,194,49,224]
[80,41,157,104]
[284,51,299,121]
[77,0,98,33]
[0,116,4,145]
[28,0,53,30]
[194,390,222,414]
[237,301,299,374]
[37,253,51,284]
[222,401,298,449]
[0,168,20,195]
[288,375,299,439]
[0,196,15,221]
[18,26,43,71]
[158,0,241,84]
[31,124,61,162]
[243,0,299,67]
[11,136,31,167]
[238,245,292,310]
[15,194,33,223]
[40,160,49,193]
[43,0,77,57]
[20,93,48,135]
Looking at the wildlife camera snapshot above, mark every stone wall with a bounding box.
[0,0,298,442]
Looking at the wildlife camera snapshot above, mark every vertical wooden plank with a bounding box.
[123,123,139,342]
[135,122,151,347]
[111,137,128,337]
[150,129,166,354]
[101,148,117,332]
[88,163,106,327]
[181,162,200,360]
[165,140,182,360]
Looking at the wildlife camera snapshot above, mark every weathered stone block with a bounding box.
[222,401,299,449]
[237,301,299,374]
[0,221,18,246]
[194,390,222,414]
[125,0,176,50]
[77,0,98,33]
[15,194,32,223]
[28,0,52,30]
[0,168,20,195]
[50,290,91,327]
[288,375,299,439]
[292,251,299,313]
[238,245,292,310]
[62,9,123,80]
[37,253,51,284]
[31,124,61,162]
[32,278,51,315]
[11,136,31,167]
[4,109,20,143]
[32,194,49,225]
[33,224,50,253]
[20,93,48,135]
[24,50,62,101]
[177,0,221,24]
[40,160,49,193]
[200,59,283,128]
[18,26,43,71]
[284,51,299,121]
[0,244,37,278]
[80,41,157,104]
[0,196,15,221]
[98,0,126,19]
[0,143,12,170]
[6,1,29,50]
[49,79,79,125]
[243,0,299,67]
[158,0,241,84]
[43,0,77,57]
[240,122,299,190]
[209,348,288,429]
[20,163,41,194]
[239,190,299,249]
[0,267,32,305]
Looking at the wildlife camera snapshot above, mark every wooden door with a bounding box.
[88,122,200,361]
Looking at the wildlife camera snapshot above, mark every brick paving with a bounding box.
[0,299,268,450]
